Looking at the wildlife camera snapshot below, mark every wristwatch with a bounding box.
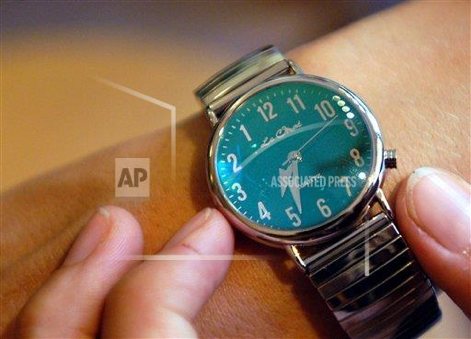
[194,46,441,339]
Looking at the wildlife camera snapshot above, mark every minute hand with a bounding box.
[282,115,338,167]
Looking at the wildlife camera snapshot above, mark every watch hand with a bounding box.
[226,121,341,182]
[279,159,302,214]
[282,115,338,167]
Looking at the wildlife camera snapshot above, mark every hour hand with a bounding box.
[279,158,302,214]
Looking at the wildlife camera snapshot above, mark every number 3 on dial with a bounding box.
[231,183,247,201]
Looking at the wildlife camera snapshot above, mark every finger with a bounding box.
[101,208,234,338]
[16,206,144,338]
[395,167,471,318]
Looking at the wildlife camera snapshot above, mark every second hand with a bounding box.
[282,115,338,167]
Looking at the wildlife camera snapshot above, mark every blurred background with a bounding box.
[2,2,469,338]
[2,1,397,192]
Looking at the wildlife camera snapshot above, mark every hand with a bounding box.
[281,116,338,167]
[16,207,234,338]
[3,2,468,337]
[395,167,471,318]
[16,166,470,339]
[280,155,302,214]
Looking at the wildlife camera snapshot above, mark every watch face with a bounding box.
[210,76,380,237]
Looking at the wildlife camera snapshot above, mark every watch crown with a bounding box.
[384,149,397,169]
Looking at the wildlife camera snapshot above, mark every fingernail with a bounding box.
[406,167,471,257]
[163,208,213,250]
[180,209,234,256]
[63,207,112,266]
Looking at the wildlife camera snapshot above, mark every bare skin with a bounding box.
[2,1,470,338]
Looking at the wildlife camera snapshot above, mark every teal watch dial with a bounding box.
[199,47,439,338]
[212,77,375,234]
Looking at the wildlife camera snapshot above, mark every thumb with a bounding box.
[396,167,471,318]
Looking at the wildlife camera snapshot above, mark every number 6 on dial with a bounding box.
[316,198,332,218]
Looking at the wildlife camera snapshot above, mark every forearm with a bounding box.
[2,1,469,337]
[289,1,469,183]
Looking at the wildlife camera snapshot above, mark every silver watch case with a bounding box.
[207,74,385,248]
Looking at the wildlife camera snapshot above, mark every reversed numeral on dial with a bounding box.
[285,206,301,226]
[349,148,365,167]
[287,94,306,114]
[231,183,247,201]
[258,201,272,220]
[344,118,359,137]
[239,124,252,142]
[257,102,277,122]
[314,100,336,121]
[316,198,332,218]
[227,153,242,173]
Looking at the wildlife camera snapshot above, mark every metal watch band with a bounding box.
[195,45,300,125]
[290,213,441,339]
[196,46,441,338]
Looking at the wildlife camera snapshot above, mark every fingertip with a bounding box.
[16,205,145,338]
[167,207,235,289]
[101,208,235,338]
[102,205,144,256]
[63,205,144,267]
[202,208,235,254]
[395,178,440,268]
[395,178,419,242]
[165,207,235,257]
[93,205,144,264]
[395,169,471,317]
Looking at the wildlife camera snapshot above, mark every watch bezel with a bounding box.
[207,74,385,247]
